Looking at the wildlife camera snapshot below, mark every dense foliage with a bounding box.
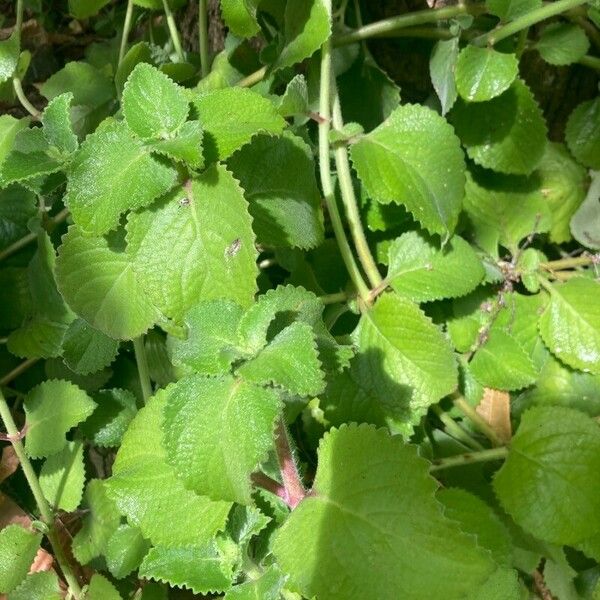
[0,0,599,598]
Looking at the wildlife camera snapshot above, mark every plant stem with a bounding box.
[13,78,40,119]
[118,0,135,66]
[0,388,82,598]
[237,66,267,87]
[133,336,152,404]
[541,254,598,271]
[331,93,383,289]
[579,54,600,71]
[334,3,485,46]
[473,0,589,46]
[430,446,508,471]
[162,0,185,62]
[319,290,350,304]
[198,0,210,77]
[452,394,504,447]
[0,358,39,387]
[274,418,305,509]
[432,405,484,451]
[250,472,287,502]
[318,24,370,301]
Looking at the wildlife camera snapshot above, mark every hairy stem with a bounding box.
[331,92,383,289]
[0,388,82,598]
[0,358,39,387]
[452,394,504,447]
[473,0,589,46]
[133,336,152,404]
[198,0,210,77]
[318,21,371,301]
[430,446,508,471]
[274,418,305,509]
[118,0,135,66]
[250,472,287,502]
[432,405,485,451]
[162,0,185,62]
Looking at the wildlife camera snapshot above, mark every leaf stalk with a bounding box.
[274,418,305,509]
[161,0,185,62]
[198,0,210,77]
[118,0,135,66]
[430,446,508,471]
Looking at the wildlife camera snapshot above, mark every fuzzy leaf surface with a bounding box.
[0,525,41,594]
[41,92,78,154]
[61,319,119,375]
[429,38,459,115]
[223,566,286,599]
[39,441,86,511]
[148,120,204,169]
[8,572,62,600]
[106,525,151,579]
[565,97,600,169]
[536,23,590,66]
[570,170,600,250]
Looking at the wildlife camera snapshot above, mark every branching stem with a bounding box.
[432,405,484,451]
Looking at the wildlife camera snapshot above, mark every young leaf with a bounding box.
[56,226,160,340]
[227,132,325,249]
[106,389,231,547]
[61,319,119,375]
[162,374,280,504]
[535,23,590,66]
[429,38,459,116]
[386,231,485,302]
[8,571,62,600]
[0,525,41,594]
[106,524,151,579]
[565,97,600,169]
[148,120,204,169]
[138,542,235,595]
[63,120,177,235]
[41,92,78,154]
[353,293,457,435]
[24,379,96,458]
[350,103,466,238]
[122,63,189,140]
[237,321,325,396]
[86,574,122,600]
[126,165,258,322]
[538,277,600,374]
[190,88,286,162]
[0,32,19,84]
[278,74,309,118]
[455,46,518,102]
[39,440,86,511]
[168,300,245,375]
[72,479,121,565]
[451,79,547,175]
[223,565,286,600]
[494,406,600,545]
[273,424,506,599]
[486,0,541,20]
[570,169,600,250]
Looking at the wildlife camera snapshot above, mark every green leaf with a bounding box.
[486,0,541,20]
[138,542,235,595]
[273,0,330,71]
[278,74,309,118]
[535,23,590,66]
[72,479,121,565]
[0,115,29,166]
[56,226,160,340]
[0,268,30,329]
[162,374,280,504]
[106,524,151,579]
[438,488,513,566]
[148,120,204,169]
[122,63,189,140]
[86,574,122,600]
[223,565,286,600]
[273,424,504,599]
[64,120,177,235]
[127,165,258,321]
[68,0,112,18]
[227,132,324,249]
[494,406,600,545]
[455,46,518,102]
[470,329,538,391]
[0,525,41,594]
[429,38,459,115]
[8,572,62,600]
[41,92,78,154]
[238,321,325,396]
[191,88,286,162]
[537,142,587,243]
[350,103,466,238]
[451,79,547,175]
[0,32,19,84]
[570,169,600,250]
[24,379,96,458]
[114,42,154,94]
[106,389,231,546]
[566,97,600,169]
[220,0,260,37]
[353,293,457,435]
[386,231,485,302]
[62,319,119,375]
[538,277,600,374]
[39,440,86,511]
[0,184,36,251]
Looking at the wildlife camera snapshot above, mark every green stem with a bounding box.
[579,54,600,71]
[432,405,485,451]
[133,336,152,404]
[331,93,383,289]
[118,0,135,66]
[15,0,24,34]
[162,0,185,62]
[319,290,351,304]
[515,27,529,58]
[198,0,210,77]
[430,446,508,471]
[334,3,485,46]
[473,0,589,46]
[237,66,267,87]
[13,78,40,119]
[0,389,82,598]
[541,254,597,270]
[452,394,504,447]
[318,21,370,301]
[0,358,39,387]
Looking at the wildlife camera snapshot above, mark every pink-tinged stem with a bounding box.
[250,472,287,502]
[274,418,306,509]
